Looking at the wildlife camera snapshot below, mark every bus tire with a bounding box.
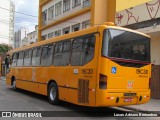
[12,79,17,91]
[48,82,59,105]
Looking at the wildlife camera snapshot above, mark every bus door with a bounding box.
[16,52,24,80]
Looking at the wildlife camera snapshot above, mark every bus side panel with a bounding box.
[16,80,47,96]
[22,67,33,82]
[6,68,18,86]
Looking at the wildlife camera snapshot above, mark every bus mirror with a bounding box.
[5,57,9,68]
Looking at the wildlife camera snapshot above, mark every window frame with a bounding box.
[41,44,54,66]
[55,1,62,16]
[63,27,70,35]
[42,10,47,25]
[63,0,70,12]
[53,40,71,66]
[23,49,32,67]
[72,23,80,32]
[72,0,81,8]
[31,46,42,67]
[48,5,54,20]
[70,34,96,66]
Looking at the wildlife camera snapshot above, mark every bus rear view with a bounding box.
[97,27,151,106]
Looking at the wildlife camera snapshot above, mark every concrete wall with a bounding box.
[116,0,160,26]
[151,36,160,65]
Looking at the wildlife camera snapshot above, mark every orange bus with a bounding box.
[6,23,151,107]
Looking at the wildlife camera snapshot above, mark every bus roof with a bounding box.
[106,25,150,38]
[8,25,150,54]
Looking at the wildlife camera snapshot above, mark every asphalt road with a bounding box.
[0,77,158,120]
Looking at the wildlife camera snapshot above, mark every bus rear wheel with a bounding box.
[48,82,59,105]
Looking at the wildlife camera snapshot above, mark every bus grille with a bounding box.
[78,79,89,104]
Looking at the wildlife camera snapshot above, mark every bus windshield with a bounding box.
[102,29,150,62]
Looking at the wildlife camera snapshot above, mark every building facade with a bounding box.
[0,0,15,45]
[38,0,117,41]
[27,25,38,45]
[14,28,29,48]
[38,0,151,42]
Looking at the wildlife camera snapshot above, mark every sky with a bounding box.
[12,0,39,32]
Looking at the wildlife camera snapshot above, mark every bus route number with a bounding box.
[82,69,93,74]
[136,69,148,74]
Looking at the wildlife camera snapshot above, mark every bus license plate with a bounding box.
[124,98,133,102]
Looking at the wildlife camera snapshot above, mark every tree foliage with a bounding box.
[0,44,12,54]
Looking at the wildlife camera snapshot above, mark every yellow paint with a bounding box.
[6,25,151,107]
[116,0,152,11]
[91,0,116,26]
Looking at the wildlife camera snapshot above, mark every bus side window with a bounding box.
[53,42,63,66]
[61,40,71,66]
[71,38,83,66]
[35,47,42,66]
[32,47,42,66]
[41,44,54,66]
[82,36,95,65]
[24,49,32,66]
[12,53,18,67]
[31,48,37,66]
[17,51,24,67]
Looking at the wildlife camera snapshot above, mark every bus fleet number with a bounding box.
[136,69,148,74]
[82,69,93,74]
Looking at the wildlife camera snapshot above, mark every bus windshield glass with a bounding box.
[102,29,150,62]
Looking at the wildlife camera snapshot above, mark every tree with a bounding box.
[0,44,12,54]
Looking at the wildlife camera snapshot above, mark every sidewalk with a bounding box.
[0,76,6,81]
[122,99,160,116]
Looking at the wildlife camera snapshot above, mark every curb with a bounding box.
[120,106,160,116]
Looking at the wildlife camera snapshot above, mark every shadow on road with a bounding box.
[8,88,128,117]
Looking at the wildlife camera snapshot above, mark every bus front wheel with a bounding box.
[48,82,59,105]
[12,80,16,91]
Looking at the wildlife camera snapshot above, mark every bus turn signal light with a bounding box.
[99,74,107,89]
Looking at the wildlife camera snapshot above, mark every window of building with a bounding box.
[71,35,95,66]
[63,0,70,12]
[54,30,61,37]
[24,49,32,66]
[41,44,54,66]
[17,51,24,66]
[42,10,47,25]
[48,5,54,20]
[63,27,70,34]
[42,35,47,40]
[82,20,90,29]
[48,32,53,39]
[72,23,80,32]
[72,0,81,8]
[55,1,62,16]
[83,0,90,8]
[31,47,42,66]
